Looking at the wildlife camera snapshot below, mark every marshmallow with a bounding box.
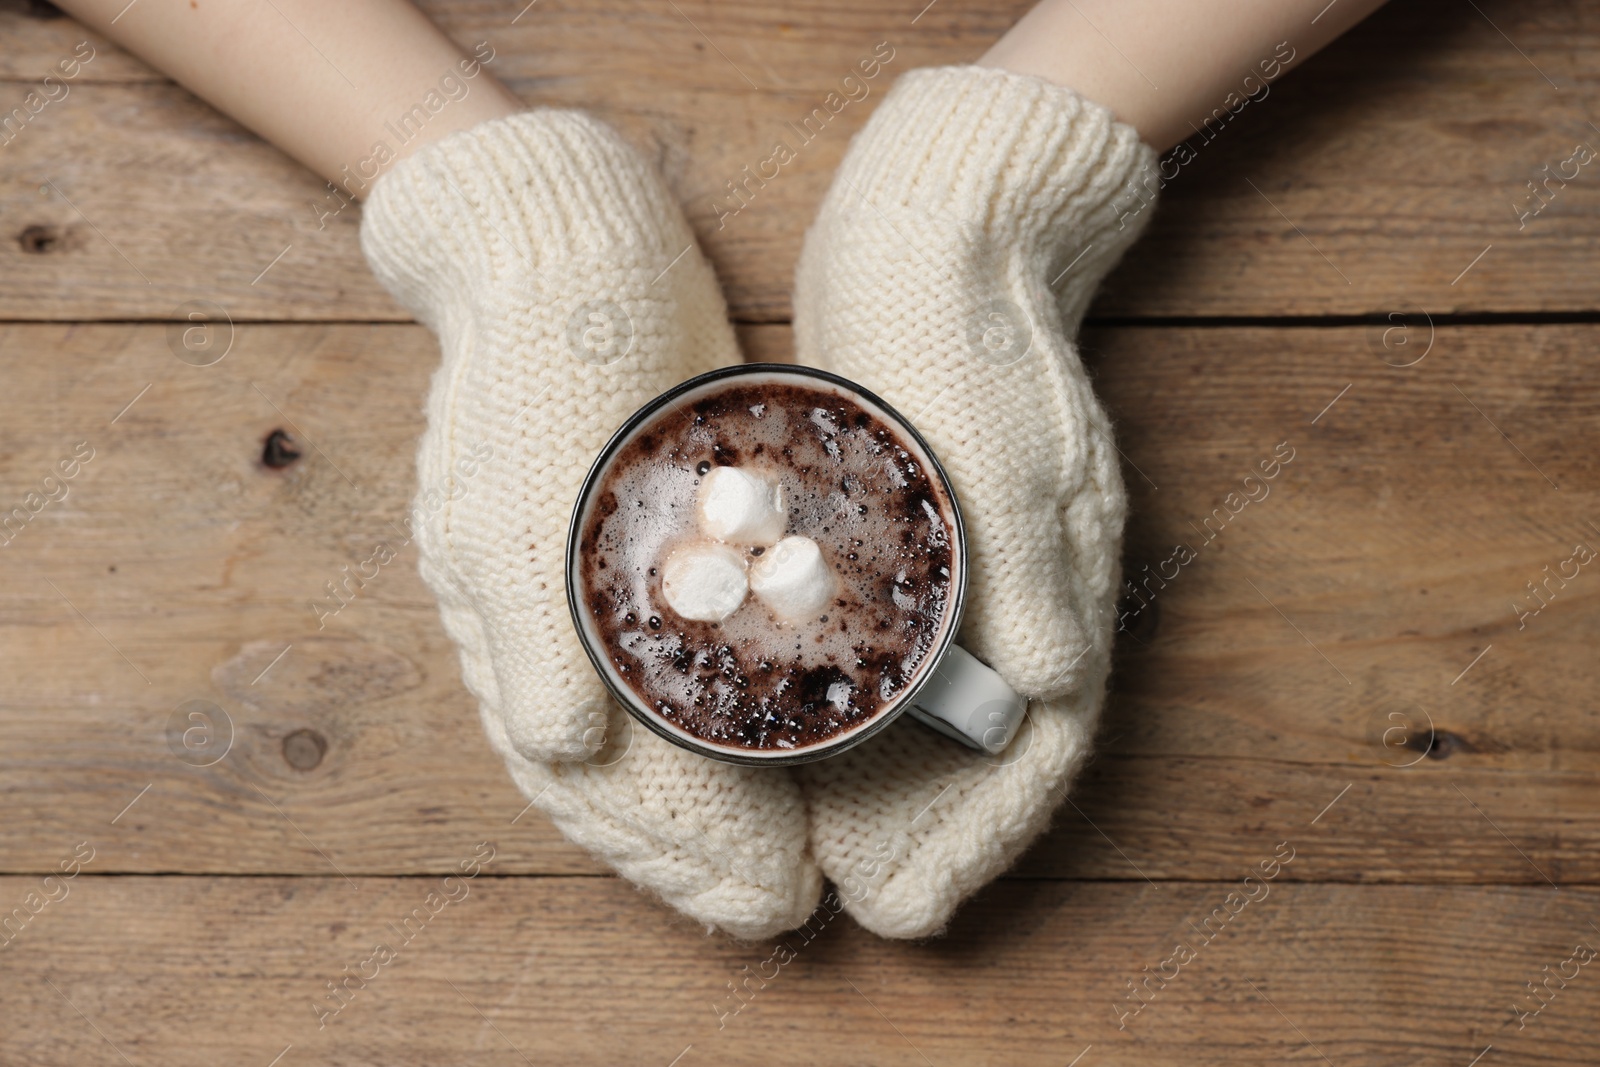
[697,466,787,545]
[660,541,749,622]
[749,536,836,622]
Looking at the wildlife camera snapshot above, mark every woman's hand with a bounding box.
[792,65,1157,938]
[360,110,821,940]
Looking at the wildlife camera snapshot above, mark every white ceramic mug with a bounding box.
[566,364,1025,766]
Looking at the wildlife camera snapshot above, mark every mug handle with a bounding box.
[905,645,1027,755]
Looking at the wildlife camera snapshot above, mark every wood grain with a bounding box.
[2,2,1596,1063]
[0,0,1596,321]
[2,876,1596,1066]
[1,322,1594,882]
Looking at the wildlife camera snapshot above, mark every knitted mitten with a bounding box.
[792,66,1157,938]
[362,111,820,939]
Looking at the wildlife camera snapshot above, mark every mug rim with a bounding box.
[564,362,969,768]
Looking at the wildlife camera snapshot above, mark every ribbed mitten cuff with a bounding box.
[361,110,697,332]
[824,65,1157,328]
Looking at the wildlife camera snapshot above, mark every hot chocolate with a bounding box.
[575,378,959,753]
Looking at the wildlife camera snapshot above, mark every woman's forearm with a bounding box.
[52,0,522,196]
[981,0,1388,150]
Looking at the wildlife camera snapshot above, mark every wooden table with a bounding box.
[3,0,1597,1063]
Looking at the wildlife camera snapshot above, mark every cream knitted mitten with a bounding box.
[361,112,820,939]
[793,67,1157,938]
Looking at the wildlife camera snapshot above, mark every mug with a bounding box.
[565,363,1026,766]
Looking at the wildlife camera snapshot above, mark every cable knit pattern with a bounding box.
[361,111,820,939]
[793,66,1157,937]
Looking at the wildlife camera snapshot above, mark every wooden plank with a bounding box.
[0,0,1595,320]
[2,876,1597,1065]
[1038,317,1600,880]
[1,321,1595,881]
[0,321,600,876]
